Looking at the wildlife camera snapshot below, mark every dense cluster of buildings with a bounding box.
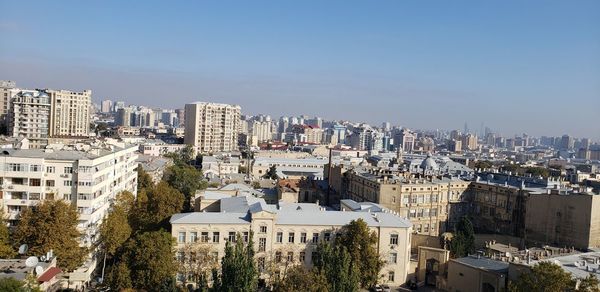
[0,79,599,290]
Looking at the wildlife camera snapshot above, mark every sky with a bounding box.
[0,1,599,139]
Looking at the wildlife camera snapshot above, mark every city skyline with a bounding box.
[1,0,599,139]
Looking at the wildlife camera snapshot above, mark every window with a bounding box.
[45,180,55,187]
[276,232,283,243]
[178,232,186,243]
[312,233,319,243]
[311,252,317,264]
[275,251,282,262]
[431,208,438,217]
[431,194,438,202]
[243,231,249,243]
[416,224,422,233]
[260,226,267,233]
[259,238,266,252]
[29,165,41,172]
[288,232,295,243]
[390,234,398,245]
[299,252,306,263]
[212,232,220,243]
[287,252,294,262]
[389,252,397,264]
[424,224,430,233]
[409,209,416,218]
[64,181,73,187]
[228,232,236,242]
[201,232,209,242]
[324,232,331,242]
[190,232,197,243]
[402,196,409,205]
[258,257,265,272]
[388,271,395,282]
[64,167,73,174]
[46,166,55,173]
[29,193,40,200]
[431,223,437,233]
[29,179,41,186]
[300,232,307,243]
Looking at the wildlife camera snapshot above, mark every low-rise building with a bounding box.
[252,157,328,180]
[202,155,240,179]
[170,196,412,287]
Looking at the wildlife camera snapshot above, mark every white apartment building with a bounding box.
[0,142,138,286]
[170,195,412,287]
[139,140,187,156]
[8,90,51,149]
[184,102,241,153]
[47,89,92,137]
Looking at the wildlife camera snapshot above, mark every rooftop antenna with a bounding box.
[25,256,39,268]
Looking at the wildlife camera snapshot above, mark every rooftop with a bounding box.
[453,256,510,273]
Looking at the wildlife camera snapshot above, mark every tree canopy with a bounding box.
[313,241,360,292]
[263,165,279,180]
[12,200,87,272]
[336,218,383,288]
[99,202,132,256]
[122,230,178,291]
[510,261,575,292]
[0,209,15,258]
[133,182,185,231]
[164,163,206,211]
[214,233,258,292]
[449,216,475,258]
[137,165,154,191]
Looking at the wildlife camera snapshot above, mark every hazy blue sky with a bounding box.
[1,1,599,139]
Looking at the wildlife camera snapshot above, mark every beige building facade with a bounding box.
[184,102,241,153]
[344,168,471,236]
[170,196,412,287]
[47,89,92,137]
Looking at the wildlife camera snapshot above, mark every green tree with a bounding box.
[166,144,195,166]
[263,165,279,180]
[473,160,493,169]
[214,233,257,292]
[137,165,154,191]
[449,216,475,258]
[510,261,575,292]
[124,230,177,290]
[337,219,383,288]
[106,259,133,290]
[0,277,29,292]
[135,182,185,231]
[13,200,87,272]
[274,265,329,292]
[579,274,600,292]
[99,204,132,256]
[313,242,359,292]
[164,164,207,211]
[0,209,15,258]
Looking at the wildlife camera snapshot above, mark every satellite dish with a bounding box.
[25,256,39,267]
[18,244,28,255]
[35,266,44,275]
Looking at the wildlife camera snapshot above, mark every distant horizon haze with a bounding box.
[0,0,598,140]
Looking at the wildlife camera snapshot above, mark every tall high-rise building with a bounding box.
[116,107,133,127]
[560,134,574,150]
[8,90,51,148]
[184,102,241,153]
[0,80,18,125]
[175,108,185,127]
[101,99,113,113]
[47,89,92,137]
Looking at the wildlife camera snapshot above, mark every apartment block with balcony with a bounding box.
[184,102,241,153]
[8,90,51,148]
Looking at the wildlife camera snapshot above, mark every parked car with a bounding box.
[370,284,383,292]
[381,284,391,292]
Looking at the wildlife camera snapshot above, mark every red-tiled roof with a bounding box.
[37,267,61,282]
